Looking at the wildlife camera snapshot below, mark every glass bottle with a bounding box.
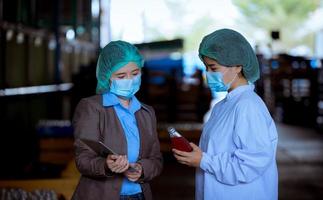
[167,127,193,152]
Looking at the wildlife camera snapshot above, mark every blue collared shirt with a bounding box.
[196,84,278,200]
[102,92,142,195]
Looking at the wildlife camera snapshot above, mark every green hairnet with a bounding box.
[96,40,144,94]
[199,28,260,83]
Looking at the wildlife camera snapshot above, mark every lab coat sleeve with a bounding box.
[200,100,275,185]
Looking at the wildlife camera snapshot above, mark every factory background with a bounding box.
[0,0,323,199]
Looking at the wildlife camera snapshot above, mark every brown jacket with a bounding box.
[71,95,163,200]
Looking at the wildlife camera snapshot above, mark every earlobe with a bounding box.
[235,65,242,73]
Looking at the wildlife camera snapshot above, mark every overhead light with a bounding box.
[91,0,100,18]
[16,32,24,44]
[34,36,42,46]
[66,29,75,41]
[6,29,14,41]
[0,83,73,96]
[48,38,56,50]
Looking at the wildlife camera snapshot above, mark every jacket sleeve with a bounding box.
[137,107,163,183]
[73,99,113,178]
[199,100,277,185]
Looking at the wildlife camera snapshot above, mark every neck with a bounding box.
[228,75,248,92]
[119,97,130,108]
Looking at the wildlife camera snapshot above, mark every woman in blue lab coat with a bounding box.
[172,29,278,200]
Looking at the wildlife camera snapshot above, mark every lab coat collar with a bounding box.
[226,84,255,100]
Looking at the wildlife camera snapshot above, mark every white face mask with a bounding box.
[109,75,141,99]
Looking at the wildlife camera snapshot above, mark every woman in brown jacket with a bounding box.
[72,40,163,200]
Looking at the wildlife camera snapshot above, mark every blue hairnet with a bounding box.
[96,40,144,94]
[199,29,260,83]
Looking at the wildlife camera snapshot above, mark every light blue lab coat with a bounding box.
[196,85,278,200]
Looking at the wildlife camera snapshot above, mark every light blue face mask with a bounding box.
[110,74,141,99]
[206,71,236,93]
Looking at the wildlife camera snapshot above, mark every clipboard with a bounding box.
[80,139,117,157]
[80,138,139,172]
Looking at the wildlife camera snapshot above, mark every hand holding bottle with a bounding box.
[172,142,202,168]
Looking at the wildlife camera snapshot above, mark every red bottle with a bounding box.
[168,127,193,152]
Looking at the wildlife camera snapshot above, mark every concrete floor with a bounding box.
[151,123,323,200]
[276,123,323,200]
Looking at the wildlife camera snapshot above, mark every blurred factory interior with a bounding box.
[0,0,323,199]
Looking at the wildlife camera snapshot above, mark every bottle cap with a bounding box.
[167,127,181,137]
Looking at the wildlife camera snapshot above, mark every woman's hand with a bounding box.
[106,155,129,173]
[124,163,143,182]
[172,142,202,168]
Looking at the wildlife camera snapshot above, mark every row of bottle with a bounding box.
[0,28,96,89]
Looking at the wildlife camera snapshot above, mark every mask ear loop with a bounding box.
[222,68,238,86]
[229,73,238,85]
